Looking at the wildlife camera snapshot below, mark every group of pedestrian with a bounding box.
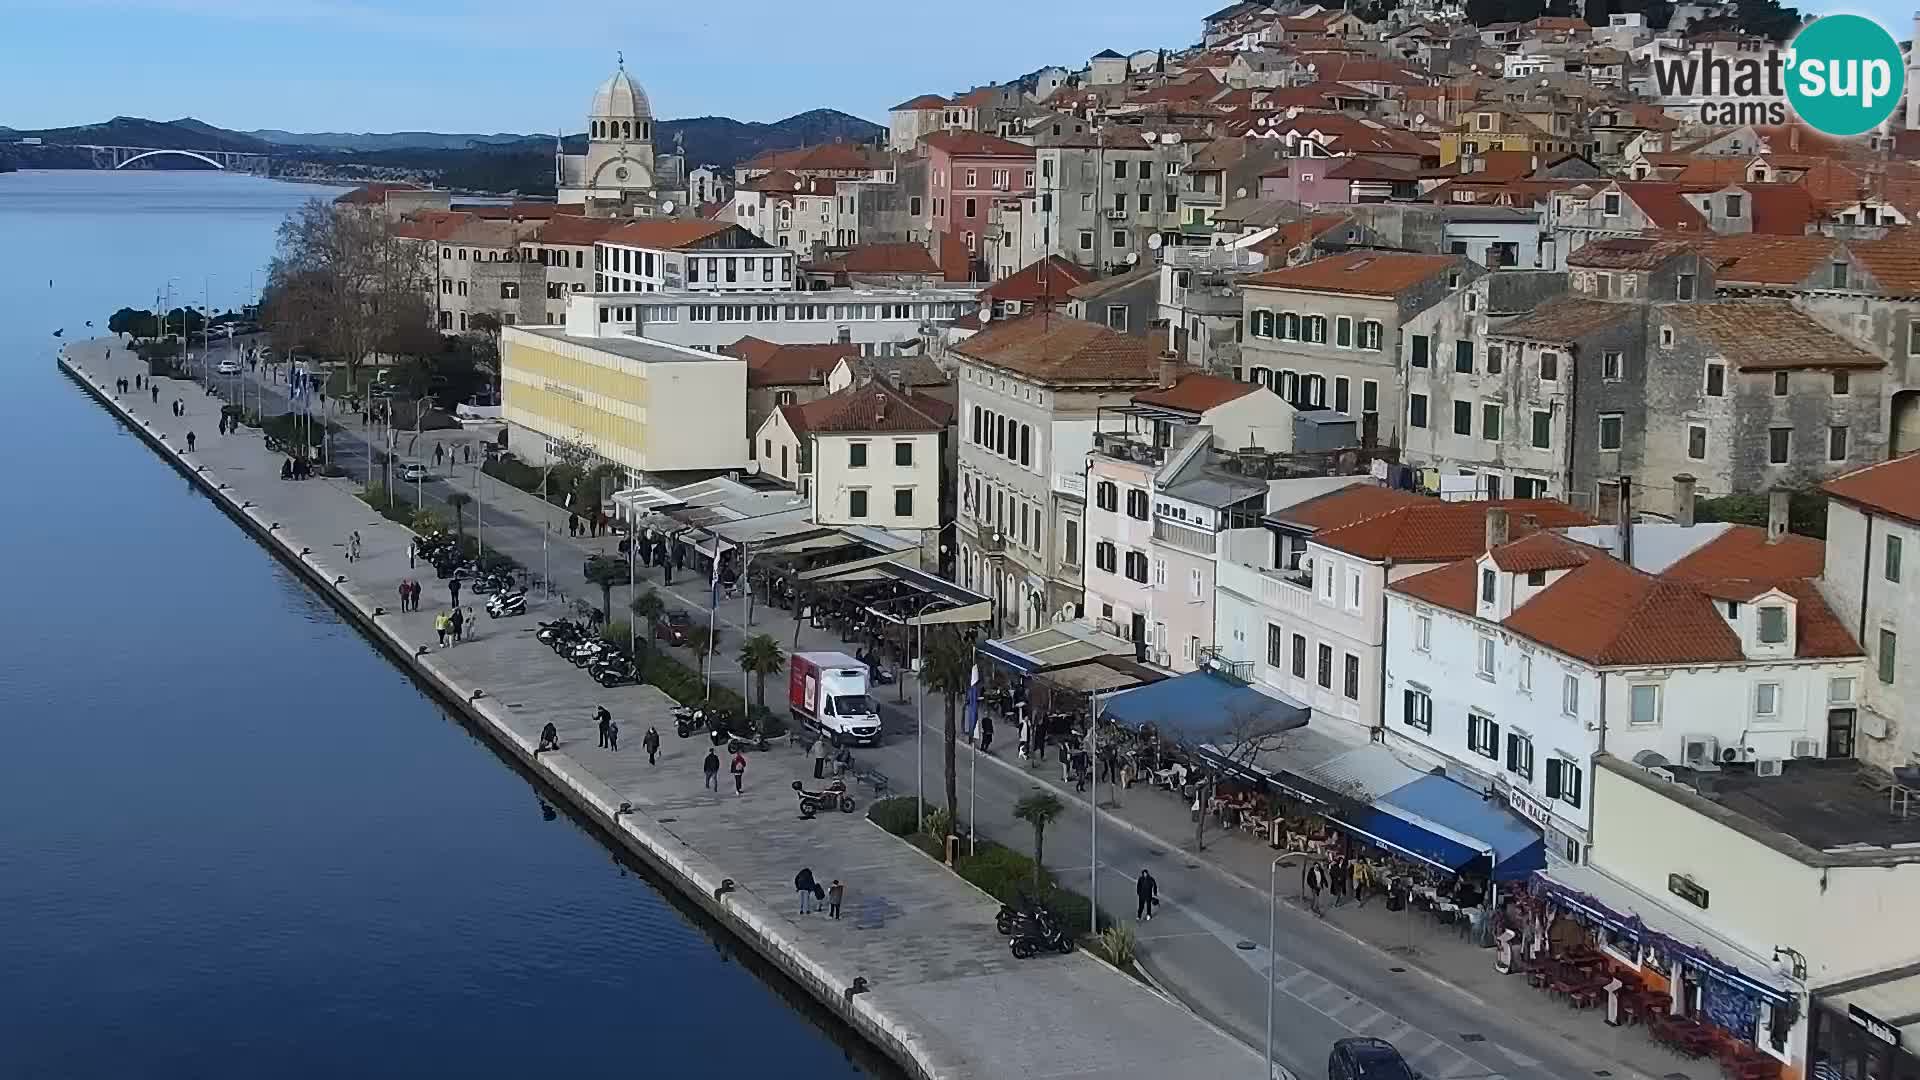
[281,457,312,480]
[114,376,131,394]
[700,747,749,794]
[434,606,469,647]
[567,512,604,539]
[396,578,422,611]
[1322,853,1371,909]
[595,706,620,752]
[171,399,184,417]
[793,867,847,920]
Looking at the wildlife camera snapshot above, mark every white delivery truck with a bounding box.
[788,651,883,745]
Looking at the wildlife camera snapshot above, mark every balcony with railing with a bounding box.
[1093,427,1169,469]
[1152,518,1217,556]
[1216,558,1311,616]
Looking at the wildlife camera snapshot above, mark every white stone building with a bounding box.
[754,377,951,538]
[1820,454,1920,770]
[558,61,660,205]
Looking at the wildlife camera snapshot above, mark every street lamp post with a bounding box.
[1268,852,1308,1080]
[1089,688,1101,937]
[912,598,943,830]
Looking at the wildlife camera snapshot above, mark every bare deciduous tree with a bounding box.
[262,199,433,385]
[1152,700,1303,853]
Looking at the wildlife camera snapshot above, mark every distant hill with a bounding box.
[4,115,275,153]
[249,129,546,152]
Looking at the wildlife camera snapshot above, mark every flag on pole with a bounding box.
[965,662,980,737]
[710,542,724,609]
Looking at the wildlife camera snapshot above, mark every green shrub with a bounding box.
[602,619,633,648]
[410,507,444,533]
[923,806,953,841]
[951,841,1046,904]
[1094,924,1137,970]
[868,796,921,837]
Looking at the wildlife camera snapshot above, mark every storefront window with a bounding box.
[1599,927,1640,967]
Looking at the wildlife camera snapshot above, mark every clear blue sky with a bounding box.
[1,0,1198,133]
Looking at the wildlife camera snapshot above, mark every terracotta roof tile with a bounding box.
[1132,373,1258,414]
[1250,213,1353,258]
[1823,452,1920,525]
[984,255,1095,304]
[742,143,886,173]
[1661,525,1826,583]
[535,215,628,246]
[724,337,863,387]
[1492,296,1633,344]
[1313,499,1595,562]
[334,181,428,205]
[1851,232,1920,295]
[1268,484,1427,532]
[808,242,939,276]
[792,379,952,435]
[922,131,1036,158]
[1660,303,1884,372]
[1246,251,1463,297]
[604,219,739,249]
[953,317,1159,386]
[1488,530,1595,572]
[893,94,950,110]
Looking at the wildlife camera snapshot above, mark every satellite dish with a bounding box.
[1147,233,1164,250]
[1633,750,1671,769]
[1235,186,1248,198]
[979,304,994,322]
[1142,130,1159,144]
[1126,251,1140,265]
[661,200,676,214]
[1162,132,1181,144]
[1415,113,1427,126]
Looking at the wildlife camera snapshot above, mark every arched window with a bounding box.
[1359,320,1384,351]
[1280,312,1301,341]
[459,312,468,331]
[620,120,630,139]
[1019,423,1032,466]
[971,405,982,443]
[1304,315,1327,344]
[641,122,650,141]
[458,249,468,261]
[456,281,467,297]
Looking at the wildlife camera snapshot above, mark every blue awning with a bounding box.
[1328,806,1487,875]
[1098,670,1308,745]
[1375,774,1545,882]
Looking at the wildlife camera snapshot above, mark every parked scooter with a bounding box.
[706,711,769,753]
[1009,908,1074,958]
[486,590,526,619]
[672,705,710,738]
[589,654,639,687]
[792,779,856,818]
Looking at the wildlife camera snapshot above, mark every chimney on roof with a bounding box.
[1673,473,1697,527]
[1485,506,1511,551]
[1157,350,1179,389]
[1767,487,1790,542]
[1618,475,1634,567]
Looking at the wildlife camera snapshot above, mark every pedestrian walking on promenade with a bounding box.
[151,386,159,404]
[350,530,362,561]
[449,576,461,606]
[397,580,410,612]
[450,606,465,644]
[702,748,721,791]
[642,726,660,765]
[978,713,993,754]
[811,735,829,779]
[567,513,579,538]
[1329,855,1349,908]
[606,719,619,752]
[405,580,419,611]
[435,610,449,647]
[828,879,845,919]
[134,373,141,389]
[463,444,471,464]
[597,706,612,749]
[1136,869,1158,921]
[795,868,817,914]
[730,750,747,794]
[1305,862,1328,917]
[434,443,444,466]
[537,722,560,754]
[185,430,196,452]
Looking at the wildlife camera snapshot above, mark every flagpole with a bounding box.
[1090,687,1100,938]
[967,660,980,855]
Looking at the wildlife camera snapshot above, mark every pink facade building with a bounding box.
[923,131,1036,280]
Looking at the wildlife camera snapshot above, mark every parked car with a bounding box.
[215,359,242,375]
[1328,1037,1419,1080]
[654,610,693,645]
[401,463,431,482]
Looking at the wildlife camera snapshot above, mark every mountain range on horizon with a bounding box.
[2,109,886,170]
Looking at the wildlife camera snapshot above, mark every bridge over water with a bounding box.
[61,144,272,174]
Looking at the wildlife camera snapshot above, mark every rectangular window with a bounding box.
[1755,681,1779,718]
[1562,673,1579,716]
[1455,340,1474,373]
[1539,351,1558,381]
[1410,335,1431,368]
[1531,410,1552,449]
[849,442,868,468]
[1774,372,1790,396]
[1362,380,1379,414]
[1519,653,1533,692]
[1487,344,1503,374]
[1599,413,1623,451]
[1481,566,1497,604]
[894,441,914,467]
[1687,424,1707,460]
[1881,628,1898,684]
[1758,605,1788,643]
[1677,273,1695,300]
[1267,625,1285,668]
[1403,688,1433,732]
[1334,377,1350,413]
[1834,371,1851,396]
[1453,400,1472,436]
[1887,535,1902,582]
[894,488,914,517]
[1336,317,1353,348]
[1291,634,1307,679]
[1409,394,1428,429]
[848,489,869,518]
[1506,733,1534,780]
[1342,653,1360,700]
[1415,614,1432,652]
[1830,425,1849,462]
[1476,635,1495,679]
[1705,362,1725,397]
[1768,427,1790,464]
[1468,714,1500,759]
[1629,684,1660,725]
[1482,403,1502,441]
[1602,351,1623,380]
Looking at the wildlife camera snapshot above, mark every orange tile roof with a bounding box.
[1245,251,1462,297]
[724,337,863,387]
[1250,213,1353,258]
[790,379,953,435]
[1492,296,1633,344]
[392,209,473,242]
[603,219,739,249]
[1132,373,1258,414]
[1683,233,1843,287]
[742,143,885,174]
[1488,530,1596,572]
[1313,499,1595,562]
[922,131,1036,159]
[334,181,428,205]
[1823,452,1920,525]
[809,242,940,276]
[1268,484,1427,532]
[893,94,949,110]
[983,255,1095,304]
[1662,526,1826,584]
[1660,303,1884,372]
[953,317,1159,385]
[1850,233,1920,296]
[536,215,628,246]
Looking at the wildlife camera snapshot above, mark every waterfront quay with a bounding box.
[61,336,1263,1080]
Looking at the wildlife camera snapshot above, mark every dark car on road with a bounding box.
[654,610,693,645]
[1329,1037,1419,1080]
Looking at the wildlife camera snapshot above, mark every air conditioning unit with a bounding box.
[1153,650,1172,667]
[1721,744,1758,765]
[1681,735,1720,768]
[1648,767,1677,783]
[1097,617,1121,636]
[1755,758,1785,778]
[1106,209,1129,220]
[1789,738,1821,759]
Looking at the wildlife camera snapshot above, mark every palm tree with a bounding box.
[582,556,626,624]
[1013,791,1064,890]
[630,588,665,656]
[919,628,974,834]
[737,634,788,710]
[686,625,716,677]
[445,491,472,538]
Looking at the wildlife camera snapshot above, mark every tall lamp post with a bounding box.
[1268,852,1309,1080]
[911,598,943,829]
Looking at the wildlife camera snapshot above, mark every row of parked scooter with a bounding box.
[995,898,1076,959]
[670,704,769,753]
[412,535,529,620]
[535,618,639,687]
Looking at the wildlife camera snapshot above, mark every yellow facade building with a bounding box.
[501,325,747,479]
